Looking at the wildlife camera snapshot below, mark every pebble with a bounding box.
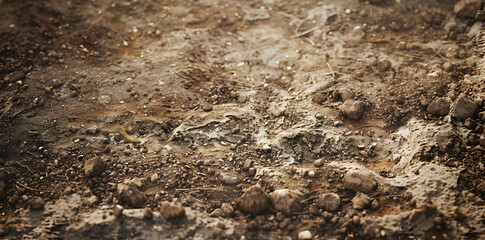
[237,184,270,215]
[376,59,392,72]
[454,0,481,18]
[202,103,213,112]
[86,125,99,135]
[114,205,124,217]
[339,100,365,120]
[352,192,373,209]
[427,98,451,116]
[143,208,153,220]
[117,183,147,208]
[83,195,98,206]
[464,118,477,130]
[28,196,45,210]
[450,94,478,121]
[160,200,185,220]
[269,189,304,216]
[221,203,234,217]
[220,172,240,185]
[131,177,146,190]
[84,157,106,178]
[298,230,312,240]
[316,193,341,211]
[314,159,324,167]
[343,170,377,193]
[150,173,159,183]
[478,112,485,122]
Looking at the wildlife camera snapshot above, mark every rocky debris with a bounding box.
[242,159,253,171]
[450,94,478,121]
[220,203,234,217]
[478,111,485,122]
[337,88,355,101]
[83,195,98,206]
[314,159,324,167]
[219,172,240,185]
[150,173,159,183]
[160,200,185,220]
[316,193,341,211]
[86,125,99,135]
[443,62,455,72]
[131,177,146,190]
[343,170,377,193]
[427,98,451,116]
[143,208,153,220]
[269,189,304,216]
[339,100,365,120]
[480,137,485,147]
[454,0,482,18]
[464,118,477,129]
[63,186,73,195]
[376,59,392,72]
[244,9,270,21]
[28,196,45,210]
[210,203,234,218]
[201,103,213,112]
[114,205,124,217]
[237,184,270,215]
[298,230,312,240]
[117,183,146,208]
[84,157,106,178]
[352,192,373,209]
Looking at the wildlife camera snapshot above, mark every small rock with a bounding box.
[220,173,240,185]
[479,137,485,148]
[83,195,98,206]
[150,173,159,183]
[244,9,271,21]
[454,0,481,18]
[314,159,324,167]
[84,157,106,178]
[343,170,377,193]
[160,200,185,220]
[376,59,392,72]
[221,203,234,217]
[427,98,451,116]
[316,193,341,211]
[371,199,379,209]
[242,159,253,171]
[63,186,72,195]
[269,189,304,216]
[131,177,146,190]
[443,62,455,72]
[478,112,485,122]
[237,184,270,215]
[86,125,99,135]
[467,134,480,146]
[450,94,478,121]
[338,88,355,101]
[28,197,45,210]
[464,118,477,130]
[309,204,320,215]
[339,100,365,120]
[202,103,213,112]
[352,192,373,209]
[210,208,223,217]
[114,205,124,217]
[143,208,153,220]
[298,230,312,240]
[117,183,146,208]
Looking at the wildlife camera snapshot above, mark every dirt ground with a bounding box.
[0,0,484,239]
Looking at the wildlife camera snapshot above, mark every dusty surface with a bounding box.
[1,0,485,239]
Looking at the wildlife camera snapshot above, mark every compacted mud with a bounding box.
[0,0,484,239]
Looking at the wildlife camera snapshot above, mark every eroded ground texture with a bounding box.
[0,0,485,239]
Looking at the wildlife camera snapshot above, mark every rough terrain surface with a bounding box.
[1,0,485,239]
